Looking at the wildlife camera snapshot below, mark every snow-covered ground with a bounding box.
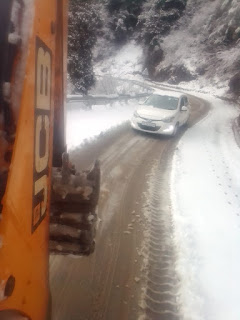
[67,43,149,151]
[171,95,240,320]
[150,79,228,100]
[66,43,146,150]
[66,100,137,150]
[68,38,240,319]
[94,41,144,79]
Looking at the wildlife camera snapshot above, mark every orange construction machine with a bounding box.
[0,1,100,319]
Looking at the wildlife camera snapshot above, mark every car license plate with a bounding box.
[142,121,156,127]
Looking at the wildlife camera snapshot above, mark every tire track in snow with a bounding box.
[139,152,180,320]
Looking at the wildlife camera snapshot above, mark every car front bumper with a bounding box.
[131,117,175,135]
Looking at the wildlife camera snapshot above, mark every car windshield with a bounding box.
[144,94,179,110]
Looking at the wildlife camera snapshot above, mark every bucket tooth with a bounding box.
[49,240,95,256]
[50,154,100,256]
[50,212,97,229]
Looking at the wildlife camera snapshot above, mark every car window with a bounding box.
[144,94,179,110]
[184,96,188,106]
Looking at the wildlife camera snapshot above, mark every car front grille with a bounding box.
[138,123,161,132]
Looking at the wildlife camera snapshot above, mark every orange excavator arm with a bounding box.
[0,1,66,319]
[0,1,100,318]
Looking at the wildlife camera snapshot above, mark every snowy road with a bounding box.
[49,94,209,320]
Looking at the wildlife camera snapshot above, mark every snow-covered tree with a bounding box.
[106,0,145,44]
[137,0,187,76]
[68,0,102,94]
[138,0,187,45]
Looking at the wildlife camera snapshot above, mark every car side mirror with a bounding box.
[181,106,188,111]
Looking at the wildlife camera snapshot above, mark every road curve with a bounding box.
[50,93,209,320]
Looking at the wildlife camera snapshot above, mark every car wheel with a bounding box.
[172,123,179,136]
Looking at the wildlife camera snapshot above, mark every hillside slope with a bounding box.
[69,0,240,100]
[155,0,240,98]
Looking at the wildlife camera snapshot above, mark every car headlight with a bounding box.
[134,111,140,118]
[162,116,174,123]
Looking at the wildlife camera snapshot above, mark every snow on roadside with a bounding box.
[66,100,137,150]
[171,95,240,320]
[94,40,144,79]
[68,41,146,151]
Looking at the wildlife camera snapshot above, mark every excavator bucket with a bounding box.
[50,154,100,255]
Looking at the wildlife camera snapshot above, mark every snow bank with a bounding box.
[66,100,137,150]
[171,94,240,320]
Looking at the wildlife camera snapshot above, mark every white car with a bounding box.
[131,92,190,136]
